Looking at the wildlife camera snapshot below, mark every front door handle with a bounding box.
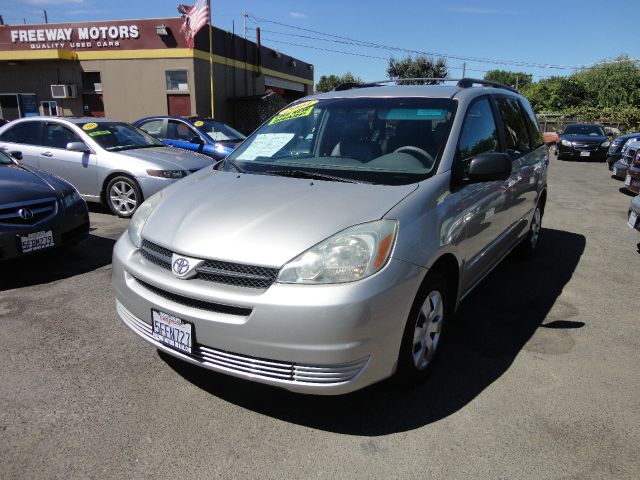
[41,151,53,157]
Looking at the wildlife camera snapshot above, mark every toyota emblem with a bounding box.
[17,208,34,220]
[172,258,190,275]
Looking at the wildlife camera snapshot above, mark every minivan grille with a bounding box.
[140,239,279,289]
[0,197,57,225]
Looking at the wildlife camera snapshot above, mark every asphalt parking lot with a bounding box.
[1,153,639,480]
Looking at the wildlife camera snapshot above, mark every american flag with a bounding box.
[178,0,210,48]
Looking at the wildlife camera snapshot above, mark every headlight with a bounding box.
[146,169,188,179]
[601,141,610,148]
[277,219,398,284]
[127,191,163,248]
[62,190,83,208]
[561,139,572,147]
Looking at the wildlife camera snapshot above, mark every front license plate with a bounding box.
[625,175,632,186]
[20,230,54,253]
[628,211,639,229]
[580,151,590,157]
[152,310,192,354]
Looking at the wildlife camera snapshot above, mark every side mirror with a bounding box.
[66,142,90,153]
[465,152,512,183]
[9,150,23,161]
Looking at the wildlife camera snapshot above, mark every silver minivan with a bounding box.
[112,80,548,395]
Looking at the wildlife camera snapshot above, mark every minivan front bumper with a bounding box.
[112,233,426,394]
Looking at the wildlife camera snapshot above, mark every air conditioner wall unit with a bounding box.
[50,84,78,99]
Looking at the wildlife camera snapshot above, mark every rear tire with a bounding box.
[395,272,450,386]
[105,176,142,218]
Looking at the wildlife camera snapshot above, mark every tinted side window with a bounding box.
[0,122,41,145]
[496,96,531,158]
[139,120,164,138]
[457,97,499,161]
[520,100,543,148]
[42,123,82,149]
[166,120,196,141]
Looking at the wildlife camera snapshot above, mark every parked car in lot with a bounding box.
[0,117,212,218]
[628,195,640,232]
[557,123,610,161]
[113,79,548,395]
[134,116,245,160]
[607,132,640,170]
[623,149,640,194]
[0,149,89,261]
[612,139,640,180]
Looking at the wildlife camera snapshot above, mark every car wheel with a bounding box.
[106,176,142,218]
[517,203,543,258]
[395,272,449,385]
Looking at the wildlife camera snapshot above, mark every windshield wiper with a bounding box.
[263,169,361,184]
[223,158,246,173]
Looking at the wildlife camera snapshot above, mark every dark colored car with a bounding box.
[557,124,610,161]
[612,140,639,180]
[624,148,640,193]
[607,132,640,170]
[133,116,245,160]
[628,195,640,231]
[0,149,89,261]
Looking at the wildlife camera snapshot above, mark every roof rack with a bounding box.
[333,77,519,94]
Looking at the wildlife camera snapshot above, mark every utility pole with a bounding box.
[243,10,248,39]
[0,15,4,26]
[462,62,466,77]
[43,9,48,23]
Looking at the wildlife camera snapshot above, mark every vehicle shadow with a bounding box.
[0,234,115,291]
[619,188,637,198]
[162,227,586,435]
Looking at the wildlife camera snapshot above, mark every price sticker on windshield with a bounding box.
[269,100,318,125]
[194,120,204,127]
[82,122,98,131]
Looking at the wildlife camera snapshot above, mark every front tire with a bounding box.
[395,272,449,386]
[105,176,142,218]
[517,203,542,258]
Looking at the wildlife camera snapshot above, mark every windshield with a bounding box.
[193,119,245,142]
[563,124,605,136]
[225,97,456,185]
[80,122,165,151]
[0,150,14,165]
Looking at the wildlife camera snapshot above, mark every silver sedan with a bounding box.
[0,117,213,217]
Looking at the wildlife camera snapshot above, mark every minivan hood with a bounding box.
[119,146,212,170]
[142,170,417,266]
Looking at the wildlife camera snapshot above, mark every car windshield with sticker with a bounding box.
[224,97,456,185]
[80,122,165,152]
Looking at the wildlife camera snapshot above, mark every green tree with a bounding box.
[484,69,532,89]
[315,72,362,93]
[386,55,448,84]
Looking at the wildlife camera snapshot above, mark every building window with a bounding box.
[82,72,102,92]
[41,101,58,116]
[166,70,189,91]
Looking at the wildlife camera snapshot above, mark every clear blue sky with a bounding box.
[3,0,639,83]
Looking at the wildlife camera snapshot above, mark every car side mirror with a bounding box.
[66,142,90,153]
[465,152,512,183]
[9,150,23,161]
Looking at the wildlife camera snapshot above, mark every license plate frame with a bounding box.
[625,175,632,186]
[20,230,54,253]
[151,309,193,354]
[613,168,618,177]
[629,211,639,230]
[580,151,590,157]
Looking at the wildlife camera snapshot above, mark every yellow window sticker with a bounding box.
[193,120,204,127]
[82,122,98,131]
[269,100,318,125]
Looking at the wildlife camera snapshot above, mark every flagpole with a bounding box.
[208,0,214,118]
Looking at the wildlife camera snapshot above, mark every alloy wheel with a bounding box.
[109,180,138,216]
